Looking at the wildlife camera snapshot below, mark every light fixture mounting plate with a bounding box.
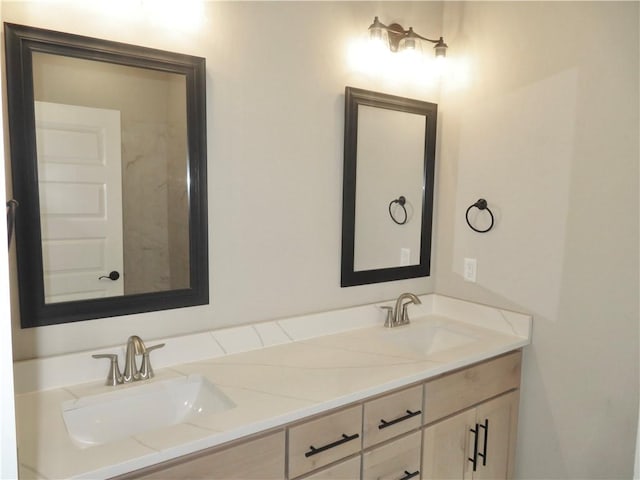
[386,23,406,52]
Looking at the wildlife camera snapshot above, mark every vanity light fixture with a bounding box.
[368,16,448,57]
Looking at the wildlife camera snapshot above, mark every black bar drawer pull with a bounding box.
[478,419,489,466]
[305,433,360,458]
[468,423,479,471]
[399,469,420,480]
[378,409,422,430]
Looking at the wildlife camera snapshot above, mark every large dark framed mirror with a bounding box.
[341,87,437,287]
[5,23,208,327]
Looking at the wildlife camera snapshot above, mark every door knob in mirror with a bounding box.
[99,271,120,281]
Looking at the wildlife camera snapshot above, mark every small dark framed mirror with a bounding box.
[5,23,208,327]
[341,87,437,286]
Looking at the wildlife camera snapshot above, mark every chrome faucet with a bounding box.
[381,292,422,328]
[93,335,165,386]
[123,335,146,383]
[394,292,421,326]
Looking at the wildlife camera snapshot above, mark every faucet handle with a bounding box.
[379,306,394,328]
[138,343,165,380]
[145,343,165,352]
[92,354,123,386]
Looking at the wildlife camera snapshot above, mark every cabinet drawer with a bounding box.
[288,405,362,478]
[303,456,361,480]
[127,430,285,479]
[424,350,521,424]
[363,385,422,448]
[362,431,421,480]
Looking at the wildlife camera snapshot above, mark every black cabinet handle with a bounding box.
[399,470,420,480]
[468,423,479,471]
[305,433,360,458]
[478,419,489,466]
[378,409,422,430]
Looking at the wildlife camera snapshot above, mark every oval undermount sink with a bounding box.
[62,374,235,448]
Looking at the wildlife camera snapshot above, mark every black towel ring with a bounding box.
[465,198,494,233]
[388,196,408,225]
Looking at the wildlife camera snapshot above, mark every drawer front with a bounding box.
[424,350,522,424]
[288,405,362,478]
[362,431,421,480]
[129,430,285,479]
[363,385,422,448]
[303,456,361,480]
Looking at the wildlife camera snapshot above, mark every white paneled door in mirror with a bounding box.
[36,101,124,303]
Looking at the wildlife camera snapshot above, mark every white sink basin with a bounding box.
[371,319,480,357]
[62,374,235,448]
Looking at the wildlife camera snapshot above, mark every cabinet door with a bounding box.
[422,409,476,480]
[423,391,519,480]
[130,430,285,479]
[472,391,519,480]
[362,431,421,480]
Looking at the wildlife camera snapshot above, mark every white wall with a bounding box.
[438,2,639,478]
[3,1,443,359]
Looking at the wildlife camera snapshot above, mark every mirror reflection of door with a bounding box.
[32,51,190,303]
[36,101,124,302]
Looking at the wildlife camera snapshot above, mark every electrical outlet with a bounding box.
[400,248,411,266]
[464,258,477,282]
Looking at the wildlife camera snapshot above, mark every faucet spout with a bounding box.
[123,335,146,382]
[393,293,422,326]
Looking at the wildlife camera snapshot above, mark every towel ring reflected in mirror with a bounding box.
[388,196,408,225]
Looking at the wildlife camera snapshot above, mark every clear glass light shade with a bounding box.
[434,38,448,58]
[399,37,416,51]
[369,25,387,42]
[398,29,423,55]
[368,20,389,53]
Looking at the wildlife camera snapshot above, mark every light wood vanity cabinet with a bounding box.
[120,351,522,480]
[422,351,522,480]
